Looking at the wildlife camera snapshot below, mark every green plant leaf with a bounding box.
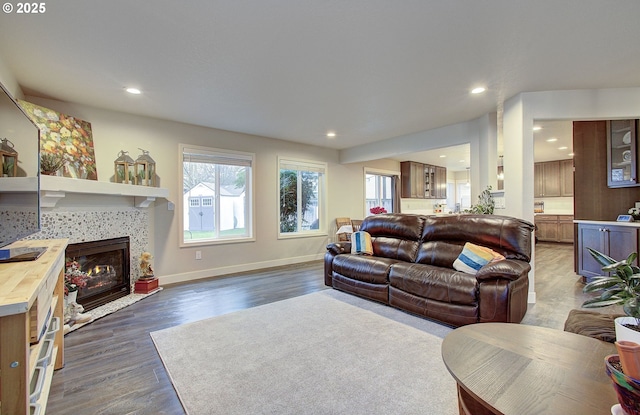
[583,297,624,308]
[583,277,623,292]
[587,247,617,267]
[603,260,631,273]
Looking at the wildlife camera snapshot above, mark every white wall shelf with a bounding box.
[0,176,169,208]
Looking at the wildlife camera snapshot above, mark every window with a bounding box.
[278,157,326,236]
[181,144,254,245]
[365,172,395,216]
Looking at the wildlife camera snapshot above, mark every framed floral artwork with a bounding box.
[18,100,97,180]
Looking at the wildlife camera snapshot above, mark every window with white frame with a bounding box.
[181,144,254,245]
[278,157,326,236]
[365,172,395,216]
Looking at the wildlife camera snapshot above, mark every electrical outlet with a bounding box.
[195,250,202,260]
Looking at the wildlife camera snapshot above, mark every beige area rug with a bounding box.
[151,289,457,415]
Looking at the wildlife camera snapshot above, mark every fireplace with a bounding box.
[65,236,131,311]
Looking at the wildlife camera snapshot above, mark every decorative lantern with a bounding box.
[0,138,18,177]
[114,150,135,184]
[134,148,156,186]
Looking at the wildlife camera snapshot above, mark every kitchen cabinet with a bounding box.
[607,119,639,187]
[431,165,447,199]
[558,215,575,243]
[534,159,573,197]
[573,120,640,223]
[400,161,447,199]
[560,159,574,196]
[400,161,423,198]
[577,221,638,280]
[0,239,67,415]
[535,215,574,243]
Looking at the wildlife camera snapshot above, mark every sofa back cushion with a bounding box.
[360,213,425,262]
[416,214,534,266]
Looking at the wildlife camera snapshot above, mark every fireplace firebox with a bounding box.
[65,236,131,311]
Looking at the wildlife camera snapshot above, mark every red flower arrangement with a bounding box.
[65,259,89,295]
[370,206,388,214]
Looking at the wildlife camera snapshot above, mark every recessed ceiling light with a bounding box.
[568,153,575,157]
[326,132,336,138]
[471,87,486,94]
[546,138,558,142]
[533,126,542,131]
[439,155,446,158]
[459,159,466,163]
[558,146,568,150]
[125,87,141,95]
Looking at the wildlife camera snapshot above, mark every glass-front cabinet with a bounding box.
[607,119,638,187]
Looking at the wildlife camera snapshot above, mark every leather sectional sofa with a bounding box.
[324,213,535,327]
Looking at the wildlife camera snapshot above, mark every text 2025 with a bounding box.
[17,2,45,13]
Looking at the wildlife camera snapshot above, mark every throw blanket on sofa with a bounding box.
[351,231,373,255]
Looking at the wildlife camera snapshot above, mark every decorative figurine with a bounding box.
[139,252,154,280]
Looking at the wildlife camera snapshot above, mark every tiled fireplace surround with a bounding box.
[28,207,149,288]
[18,176,168,289]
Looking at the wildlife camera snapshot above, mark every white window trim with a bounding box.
[277,156,328,239]
[364,167,400,217]
[179,143,256,247]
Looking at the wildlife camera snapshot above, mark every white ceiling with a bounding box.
[0,1,638,163]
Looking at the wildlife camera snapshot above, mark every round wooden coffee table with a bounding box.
[442,323,618,415]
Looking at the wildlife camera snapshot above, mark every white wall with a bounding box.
[21,95,398,284]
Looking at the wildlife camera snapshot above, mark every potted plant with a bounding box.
[465,185,495,214]
[582,247,640,343]
[40,152,65,175]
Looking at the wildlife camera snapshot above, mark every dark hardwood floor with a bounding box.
[47,243,592,414]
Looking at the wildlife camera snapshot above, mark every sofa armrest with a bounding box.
[475,259,531,282]
[326,242,351,255]
[476,259,531,323]
[324,242,351,286]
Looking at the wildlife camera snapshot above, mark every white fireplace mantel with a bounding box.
[40,176,169,208]
[0,176,169,208]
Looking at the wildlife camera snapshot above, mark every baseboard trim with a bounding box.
[528,291,536,304]
[158,253,324,286]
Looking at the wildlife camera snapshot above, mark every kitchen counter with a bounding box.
[574,219,640,228]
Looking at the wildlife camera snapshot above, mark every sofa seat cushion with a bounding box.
[389,263,478,305]
[331,254,399,285]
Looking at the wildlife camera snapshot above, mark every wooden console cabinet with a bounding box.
[0,239,68,415]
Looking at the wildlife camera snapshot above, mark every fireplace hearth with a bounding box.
[65,237,131,311]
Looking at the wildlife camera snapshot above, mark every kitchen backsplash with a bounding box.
[534,197,573,214]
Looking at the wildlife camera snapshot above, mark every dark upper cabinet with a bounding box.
[560,159,574,197]
[534,159,572,197]
[607,119,639,187]
[573,120,640,222]
[400,161,446,199]
[400,161,423,198]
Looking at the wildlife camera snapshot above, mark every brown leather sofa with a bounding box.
[324,213,534,327]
